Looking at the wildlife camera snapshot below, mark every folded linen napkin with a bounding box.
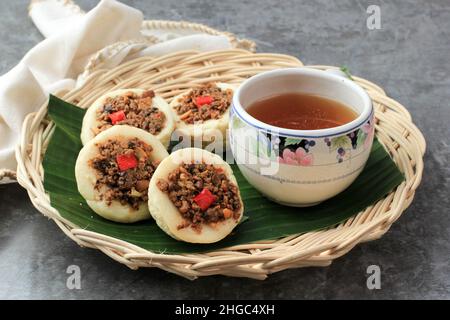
[0,0,234,183]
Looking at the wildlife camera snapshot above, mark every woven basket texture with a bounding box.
[16,50,425,280]
[0,19,255,181]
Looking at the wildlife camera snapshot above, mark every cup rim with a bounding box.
[232,67,373,138]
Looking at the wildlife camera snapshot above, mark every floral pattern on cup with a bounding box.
[324,119,374,163]
[229,109,374,167]
[277,147,314,166]
[361,120,375,149]
[275,137,316,166]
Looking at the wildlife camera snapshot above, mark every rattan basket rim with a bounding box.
[0,18,255,181]
[15,50,425,280]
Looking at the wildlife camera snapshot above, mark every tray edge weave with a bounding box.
[15,50,425,280]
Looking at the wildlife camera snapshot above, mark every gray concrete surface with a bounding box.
[0,0,449,299]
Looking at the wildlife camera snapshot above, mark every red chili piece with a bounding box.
[116,153,138,171]
[194,96,214,107]
[108,110,126,125]
[193,188,217,211]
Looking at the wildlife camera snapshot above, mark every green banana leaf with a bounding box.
[43,95,404,253]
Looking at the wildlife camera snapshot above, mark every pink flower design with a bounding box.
[277,147,314,166]
[362,121,374,149]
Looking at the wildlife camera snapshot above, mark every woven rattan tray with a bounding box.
[16,50,425,280]
[0,18,255,182]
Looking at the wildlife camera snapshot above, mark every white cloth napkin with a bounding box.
[0,0,233,182]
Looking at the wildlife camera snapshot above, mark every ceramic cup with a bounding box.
[229,68,375,206]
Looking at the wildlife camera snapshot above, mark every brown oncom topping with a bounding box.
[90,138,159,210]
[157,163,241,232]
[95,90,166,136]
[174,83,233,124]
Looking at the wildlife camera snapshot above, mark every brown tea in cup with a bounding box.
[246,93,357,130]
